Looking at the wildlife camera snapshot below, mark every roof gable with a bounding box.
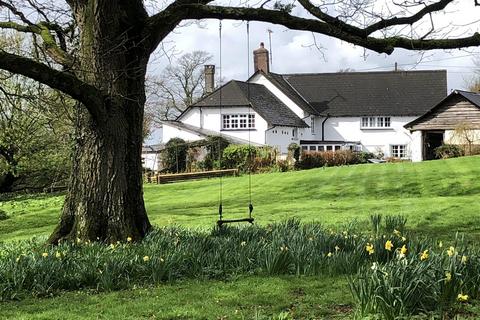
[404,90,480,130]
[186,80,308,128]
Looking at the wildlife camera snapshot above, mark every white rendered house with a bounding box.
[160,43,448,160]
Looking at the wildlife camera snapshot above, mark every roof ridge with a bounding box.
[281,69,447,77]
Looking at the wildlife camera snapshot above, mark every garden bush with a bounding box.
[222,145,277,172]
[296,150,361,169]
[162,138,188,173]
[435,144,464,159]
[203,136,230,170]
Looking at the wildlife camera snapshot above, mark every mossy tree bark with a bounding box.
[48,1,152,243]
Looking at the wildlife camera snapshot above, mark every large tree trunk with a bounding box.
[48,1,152,243]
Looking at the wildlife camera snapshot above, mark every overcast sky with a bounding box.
[148,1,480,92]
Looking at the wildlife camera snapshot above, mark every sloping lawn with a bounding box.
[2,156,480,319]
[2,156,480,242]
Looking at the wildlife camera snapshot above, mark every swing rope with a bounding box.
[218,20,223,222]
[216,20,254,226]
[246,21,253,219]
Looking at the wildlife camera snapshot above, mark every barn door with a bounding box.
[423,131,445,160]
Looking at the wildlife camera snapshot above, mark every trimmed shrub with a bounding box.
[222,145,256,172]
[296,150,360,169]
[435,144,464,159]
[356,151,376,163]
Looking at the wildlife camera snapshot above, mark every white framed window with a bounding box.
[361,116,391,128]
[292,128,298,139]
[391,145,406,158]
[222,114,255,130]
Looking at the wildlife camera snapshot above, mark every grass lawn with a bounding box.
[0,276,353,320]
[2,156,480,241]
[2,156,480,319]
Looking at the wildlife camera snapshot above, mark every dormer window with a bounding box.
[361,116,391,129]
[222,114,255,130]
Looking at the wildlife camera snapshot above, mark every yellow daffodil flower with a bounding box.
[335,245,340,252]
[420,250,429,261]
[393,229,401,236]
[445,272,452,282]
[240,241,246,247]
[143,256,150,262]
[400,245,407,255]
[385,240,394,251]
[55,251,62,259]
[42,252,48,258]
[447,246,456,257]
[127,237,132,242]
[327,252,333,257]
[461,255,468,264]
[457,293,469,302]
[365,243,375,255]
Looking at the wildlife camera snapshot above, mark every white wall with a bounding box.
[162,124,204,143]
[265,126,300,154]
[142,153,161,171]
[410,131,423,162]
[300,116,417,158]
[179,106,268,145]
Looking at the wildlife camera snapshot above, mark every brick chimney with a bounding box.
[253,42,269,73]
[204,65,215,95]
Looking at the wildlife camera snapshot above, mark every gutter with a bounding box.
[321,114,330,141]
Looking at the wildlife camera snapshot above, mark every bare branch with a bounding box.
[0,50,105,120]
[157,4,480,55]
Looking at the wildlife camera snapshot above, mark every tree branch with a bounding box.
[152,4,480,55]
[0,50,105,120]
[0,20,73,66]
[363,0,453,35]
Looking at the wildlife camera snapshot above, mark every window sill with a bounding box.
[360,127,394,130]
[221,129,257,132]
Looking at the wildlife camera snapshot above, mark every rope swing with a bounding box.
[216,20,255,227]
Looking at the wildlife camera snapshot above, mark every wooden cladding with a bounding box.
[409,95,480,131]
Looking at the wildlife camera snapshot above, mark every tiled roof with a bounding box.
[191,80,308,128]
[278,70,447,116]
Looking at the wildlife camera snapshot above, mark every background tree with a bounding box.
[0,0,479,243]
[0,34,73,192]
[147,51,212,122]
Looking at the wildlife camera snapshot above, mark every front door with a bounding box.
[423,131,444,160]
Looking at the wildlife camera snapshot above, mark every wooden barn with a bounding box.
[405,90,480,161]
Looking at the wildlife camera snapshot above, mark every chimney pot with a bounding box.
[253,42,269,73]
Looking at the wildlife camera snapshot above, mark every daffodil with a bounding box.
[385,240,394,251]
[240,241,246,247]
[371,262,378,271]
[55,251,62,259]
[42,252,48,258]
[461,255,468,264]
[401,236,407,242]
[335,245,340,252]
[445,271,452,282]
[447,246,456,257]
[393,229,401,236]
[160,257,165,262]
[280,245,288,251]
[457,293,469,302]
[365,243,375,255]
[127,236,132,242]
[438,241,443,248]
[143,255,150,262]
[400,245,407,255]
[327,252,333,257]
[420,250,429,261]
